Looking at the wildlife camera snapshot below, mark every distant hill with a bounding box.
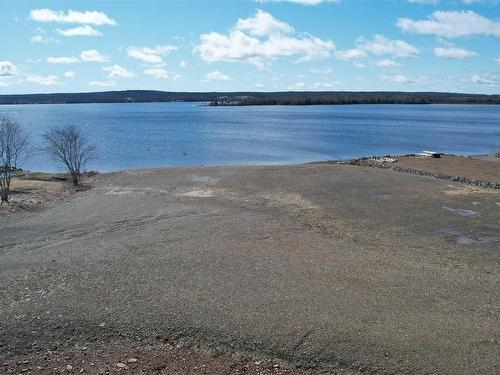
[0,90,499,105]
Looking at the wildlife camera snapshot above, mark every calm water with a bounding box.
[1,102,499,172]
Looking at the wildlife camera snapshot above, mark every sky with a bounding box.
[0,0,499,95]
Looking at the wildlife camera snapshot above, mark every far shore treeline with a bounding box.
[0,90,499,106]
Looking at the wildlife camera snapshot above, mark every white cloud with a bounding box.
[126,45,177,64]
[375,59,400,67]
[256,0,340,5]
[407,0,439,3]
[80,49,108,62]
[335,48,366,60]
[288,81,340,90]
[47,56,79,64]
[144,68,181,80]
[288,82,306,89]
[195,10,334,68]
[0,61,20,77]
[89,80,116,87]
[0,61,20,87]
[357,35,419,58]
[336,35,418,65]
[56,25,102,36]
[102,64,134,78]
[179,60,187,68]
[234,9,294,36]
[495,58,500,65]
[381,74,428,85]
[308,67,332,74]
[26,74,61,86]
[46,51,107,65]
[144,68,168,78]
[397,11,500,38]
[434,47,477,59]
[30,9,116,25]
[205,70,232,81]
[30,34,60,44]
[255,83,266,89]
[64,71,76,78]
[463,73,497,85]
[311,81,341,89]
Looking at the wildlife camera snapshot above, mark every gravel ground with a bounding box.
[0,163,499,374]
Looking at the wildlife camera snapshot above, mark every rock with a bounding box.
[116,363,127,368]
[254,361,262,366]
[66,364,73,371]
[127,358,138,363]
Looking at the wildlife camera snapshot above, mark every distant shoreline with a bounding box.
[1,90,499,105]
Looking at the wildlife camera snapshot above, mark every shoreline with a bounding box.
[2,153,499,217]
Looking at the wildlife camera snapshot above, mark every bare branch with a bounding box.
[0,116,30,203]
[42,125,96,186]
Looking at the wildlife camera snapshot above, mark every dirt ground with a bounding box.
[0,173,94,216]
[1,343,351,375]
[393,155,500,183]
[1,160,499,374]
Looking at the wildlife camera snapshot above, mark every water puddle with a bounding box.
[442,206,477,217]
[377,194,391,201]
[190,174,212,182]
[433,227,497,245]
[433,227,477,244]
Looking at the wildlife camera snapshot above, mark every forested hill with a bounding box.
[0,90,499,105]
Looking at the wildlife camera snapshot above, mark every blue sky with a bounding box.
[0,0,499,94]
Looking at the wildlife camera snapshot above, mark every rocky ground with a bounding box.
[346,154,499,188]
[1,343,353,375]
[1,158,499,374]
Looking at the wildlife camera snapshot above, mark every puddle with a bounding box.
[442,206,477,217]
[471,201,481,206]
[104,186,168,196]
[377,194,391,201]
[496,202,500,207]
[433,227,477,244]
[190,174,212,182]
[433,227,497,245]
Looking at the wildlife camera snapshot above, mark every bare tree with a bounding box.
[42,125,96,186]
[0,116,30,203]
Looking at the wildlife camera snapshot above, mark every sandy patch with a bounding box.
[256,192,319,211]
[179,187,217,198]
[443,185,498,196]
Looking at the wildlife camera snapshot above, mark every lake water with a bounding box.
[0,102,499,172]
